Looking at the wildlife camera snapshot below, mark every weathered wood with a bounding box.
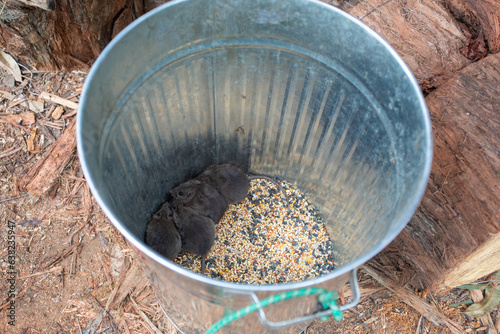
[350,0,472,92]
[5,0,55,10]
[446,0,500,54]
[0,0,145,70]
[20,119,77,195]
[390,53,500,290]
[40,92,78,109]
[0,112,35,126]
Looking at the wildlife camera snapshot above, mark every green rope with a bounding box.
[205,287,343,334]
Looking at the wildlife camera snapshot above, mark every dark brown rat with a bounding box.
[170,200,216,275]
[170,179,228,223]
[145,202,182,260]
[198,164,288,206]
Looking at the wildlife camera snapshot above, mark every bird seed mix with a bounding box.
[173,179,336,284]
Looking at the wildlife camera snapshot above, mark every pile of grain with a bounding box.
[174,179,335,284]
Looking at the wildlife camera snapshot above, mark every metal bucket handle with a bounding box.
[156,269,360,333]
[251,269,360,330]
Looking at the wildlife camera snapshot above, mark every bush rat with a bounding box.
[170,200,216,275]
[170,179,228,223]
[198,164,288,206]
[144,202,182,260]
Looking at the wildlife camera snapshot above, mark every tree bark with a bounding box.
[445,0,500,54]
[0,0,145,70]
[350,0,500,291]
[350,0,472,93]
[391,53,500,291]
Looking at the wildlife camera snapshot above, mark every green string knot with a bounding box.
[317,290,343,321]
[205,287,343,334]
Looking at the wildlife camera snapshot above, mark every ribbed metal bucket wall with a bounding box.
[99,46,398,266]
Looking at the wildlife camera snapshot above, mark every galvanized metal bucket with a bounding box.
[77,0,432,332]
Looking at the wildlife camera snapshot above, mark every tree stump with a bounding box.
[391,52,500,291]
[351,0,500,290]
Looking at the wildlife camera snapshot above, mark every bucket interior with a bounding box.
[78,0,431,281]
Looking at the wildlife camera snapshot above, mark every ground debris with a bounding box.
[362,261,465,334]
[18,119,77,196]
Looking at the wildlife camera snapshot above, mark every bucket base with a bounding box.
[155,289,314,334]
